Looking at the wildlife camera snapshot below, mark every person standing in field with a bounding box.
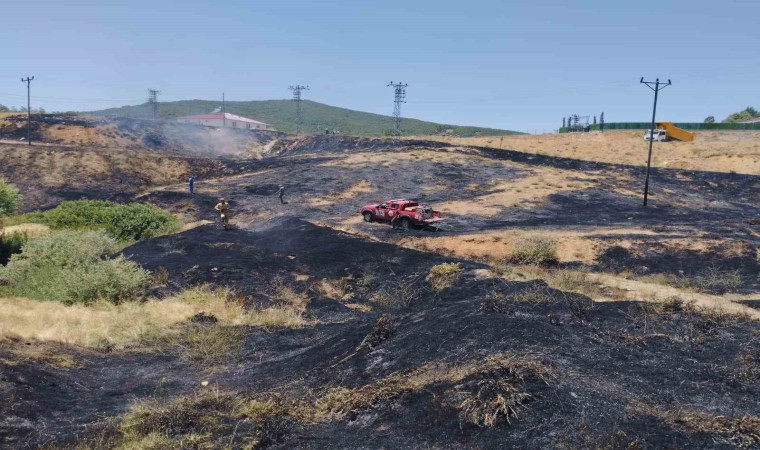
[276,185,285,204]
[214,197,230,230]
[188,176,195,195]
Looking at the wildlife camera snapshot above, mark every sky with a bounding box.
[1,0,758,133]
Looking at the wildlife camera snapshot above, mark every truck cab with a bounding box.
[644,129,667,142]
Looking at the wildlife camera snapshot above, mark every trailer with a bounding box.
[655,122,696,142]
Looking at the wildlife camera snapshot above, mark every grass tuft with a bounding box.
[510,237,558,266]
[427,262,463,292]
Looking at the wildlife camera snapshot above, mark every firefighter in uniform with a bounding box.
[214,198,230,229]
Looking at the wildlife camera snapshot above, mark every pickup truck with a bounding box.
[360,199,444,229]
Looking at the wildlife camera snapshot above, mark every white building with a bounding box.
[177,112,273,130]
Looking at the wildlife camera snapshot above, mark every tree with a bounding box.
[0,179,22,217]
[562,118,566,128]
[723,106,759,123]
[0,104,9,113]
[593,115,597,124]
[704,116,715,123]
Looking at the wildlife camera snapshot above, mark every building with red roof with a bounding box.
[177,112,273,130]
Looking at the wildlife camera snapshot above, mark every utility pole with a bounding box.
[289,85,309,134]
[387,81,408,136]
[147,89,160,120]
[222,93,226,128]
[640,77,671,207]
[21,76,34,145]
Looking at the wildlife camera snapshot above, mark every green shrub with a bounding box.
[41,200,115,229]
[0,179,22,217]
[105,203,178,241]
[510,237,558,266]
[0,233,26,265]
[0,230,149,304]
[32,200,178,241]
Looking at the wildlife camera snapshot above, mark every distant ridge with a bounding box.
[86,99,522,137]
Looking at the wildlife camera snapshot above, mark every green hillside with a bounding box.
[87,99,521,137]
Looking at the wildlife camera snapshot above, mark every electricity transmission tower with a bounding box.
[639,77,671,207]
[147,89,161,120]
[289,85,309,134]
[387,81,408,136]
[21,76,34,145]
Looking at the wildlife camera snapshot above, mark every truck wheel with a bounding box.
[363,212,373,222]
[401,217,411,229]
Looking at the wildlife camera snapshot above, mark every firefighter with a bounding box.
[276,185,285,204]
[187,176,195,195]
[214,197,230,229]
[390,212,404,230]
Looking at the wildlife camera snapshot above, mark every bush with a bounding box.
[510,237,558,266]
[0,178,22,217]
[0,233,26,265]
[104,203,179,241]
[0,230,149,304]
[0,224,50,265]
[34,200,178,241]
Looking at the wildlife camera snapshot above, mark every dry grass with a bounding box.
[480,283,593,321]
[641,267,744,294]
[628,400,760,448]
[426,262,463,292]
[510,237,558,266]
[313,278,352,301]
[318,353,555,422]
[545,269,597,296]
[0,339,81,369]
[634,297,753,336]
[458,377,534,427]
[434,169,595,217]
[370,281,422,308]
[0,285,307,350]
[0,223,50,237]
[412,130,760,175]
[307,180,376,208]
[513,284,556,304]
[91,353,555,448]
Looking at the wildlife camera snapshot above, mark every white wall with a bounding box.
[177,118,270,130]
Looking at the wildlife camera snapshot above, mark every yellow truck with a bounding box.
[643,122,696,142]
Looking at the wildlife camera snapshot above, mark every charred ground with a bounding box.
[1,122,759,448]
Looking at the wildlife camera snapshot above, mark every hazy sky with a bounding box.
[1,0,758,133]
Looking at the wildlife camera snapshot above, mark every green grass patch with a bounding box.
[7,200,178,242]
[0,230,149,304]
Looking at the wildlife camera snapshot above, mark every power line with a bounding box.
[387,81,407,136]
[640,77,671,207]
[21,76,34,145]
[147,89,160,120]
[0,92,141,103]
[289,85,309,134]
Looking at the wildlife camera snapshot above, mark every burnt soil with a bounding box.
[2,133,759,448]
[2,218,759,449]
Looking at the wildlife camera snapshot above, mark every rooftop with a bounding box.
[177,112,270,126]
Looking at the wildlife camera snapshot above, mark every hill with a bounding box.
[87,99,522,137]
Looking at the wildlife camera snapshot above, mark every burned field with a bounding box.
[1,130,759,448]
[3,219,759,449]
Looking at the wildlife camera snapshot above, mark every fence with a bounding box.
[561,122,760,132]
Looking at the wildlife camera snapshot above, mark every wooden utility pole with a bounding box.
[21,76,34,145]
[640,77,671,206]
